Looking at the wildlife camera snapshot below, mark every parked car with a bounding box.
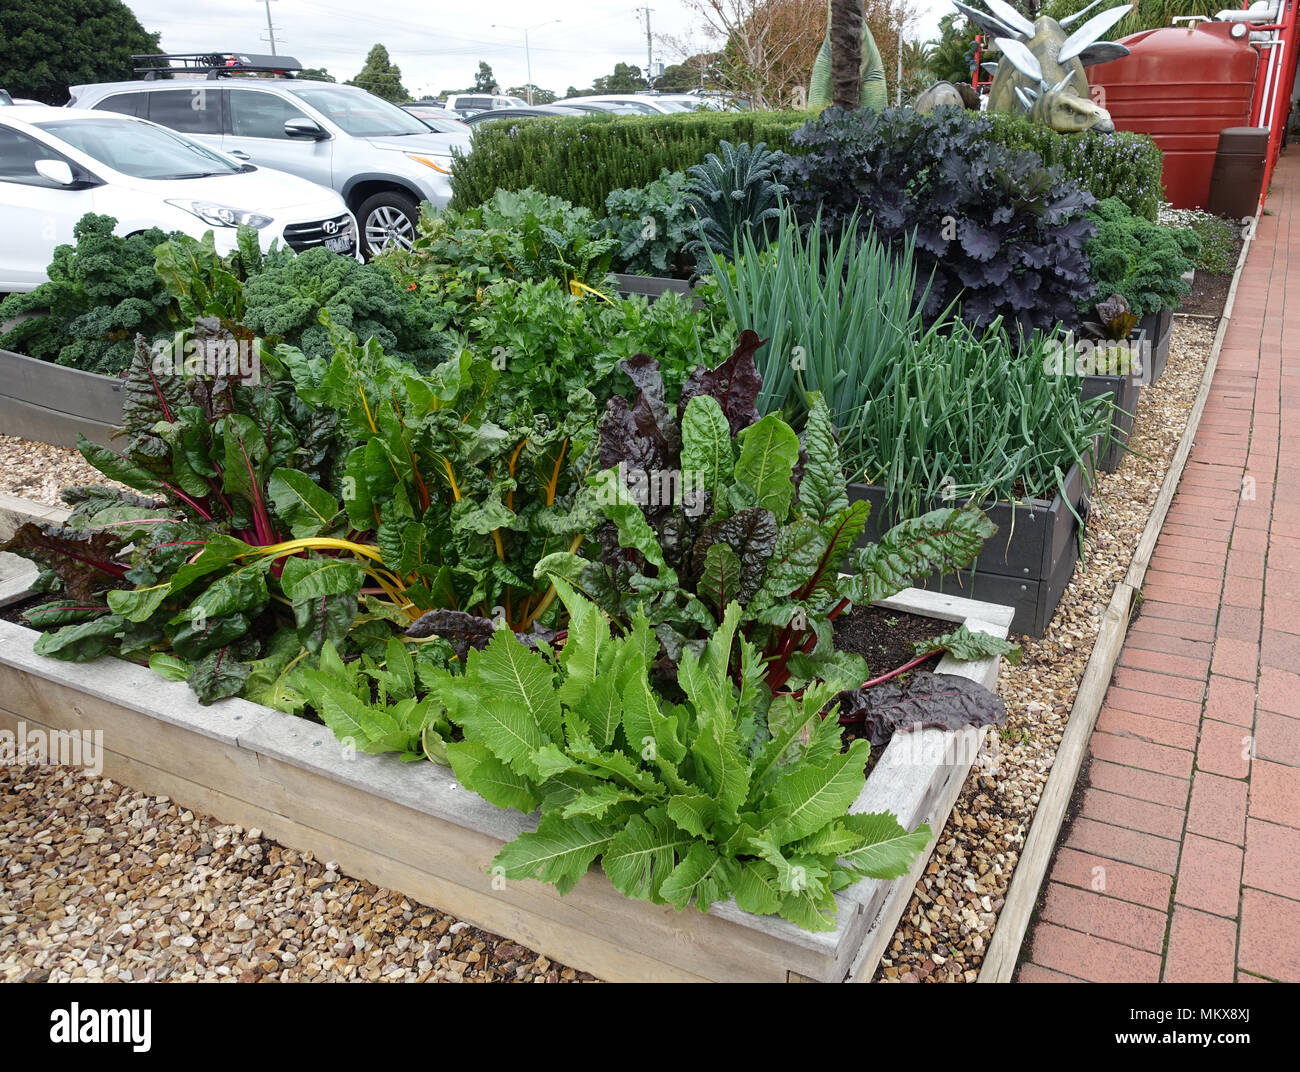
[0,89,12,106]
[563,94,695,114]
[462,105,586,125]
[69,66,471,257]
[441,93,528,114]
[0,107,354,293]
[399,105,471,134]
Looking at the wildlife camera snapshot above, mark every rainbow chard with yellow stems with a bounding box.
[3,315,604,708]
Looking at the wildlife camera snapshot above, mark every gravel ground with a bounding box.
[874,316,1217,982]
[0,434,121,507]
[0,318,1215,983]
[0,765,592,983]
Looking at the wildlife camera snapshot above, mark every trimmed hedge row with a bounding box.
[450,108,1166,223]
[449,112,814,214]
[984,112,1165,221]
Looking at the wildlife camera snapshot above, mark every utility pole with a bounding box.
[257,0,279,56]
[639,7,653,86]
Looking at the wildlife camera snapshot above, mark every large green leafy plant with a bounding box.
[434,582,932,931]
[529,334,995,695]
[601,168,697,278]
[389,188,620,326]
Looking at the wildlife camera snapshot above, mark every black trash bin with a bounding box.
[1207,126,1269,220]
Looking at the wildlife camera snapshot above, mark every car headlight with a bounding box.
[165,200,273,229]
[405,153,453,175]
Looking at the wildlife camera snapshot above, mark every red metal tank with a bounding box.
[1088,22,1259,209]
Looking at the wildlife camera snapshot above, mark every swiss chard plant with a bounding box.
[524,333,995,696]
[3,314,605,705]
[430,581,933,931]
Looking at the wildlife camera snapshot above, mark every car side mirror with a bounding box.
[34,159,75,186]
[284,118,328,140]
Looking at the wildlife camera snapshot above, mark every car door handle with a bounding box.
[228,150,251,160]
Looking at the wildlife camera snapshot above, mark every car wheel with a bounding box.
[357,191,419,257]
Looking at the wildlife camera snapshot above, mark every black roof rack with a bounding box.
[131,53,303,80]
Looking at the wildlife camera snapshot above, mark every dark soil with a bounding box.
[833,603,946,680]
[1179,271,1233,318]
[833,605,946,763]
[0,593,44,625]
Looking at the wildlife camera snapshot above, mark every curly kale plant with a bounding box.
[780,107,1098,335]
[1083,198,1199,319]
[685,140,788,265]
[602,168,697,277]
[241,246,444,367]
[431,583,933,932]
[0,214,176,374]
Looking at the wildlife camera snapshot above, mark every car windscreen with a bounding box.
[32,117,240,179]
[289,85,430,136]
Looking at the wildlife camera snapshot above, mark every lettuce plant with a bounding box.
[431,582,932,931]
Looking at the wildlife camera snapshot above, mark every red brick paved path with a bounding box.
[1018,152,1300,983]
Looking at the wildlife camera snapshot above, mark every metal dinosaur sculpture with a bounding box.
[808,0,888,112]
[954,0,1133,133]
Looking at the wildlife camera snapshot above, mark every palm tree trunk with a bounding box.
[830,0,863,110]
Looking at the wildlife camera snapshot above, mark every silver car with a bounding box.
[68,77,471,257]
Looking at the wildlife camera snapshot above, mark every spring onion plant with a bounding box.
[851,319,1112,528]
[702,210,946,457]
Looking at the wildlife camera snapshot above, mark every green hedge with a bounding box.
[451,108,1166,225]
[985,113,1164,220]
[449,112,814,214]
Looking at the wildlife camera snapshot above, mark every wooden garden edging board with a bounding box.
[976,209,1260,984]
[0,349,124,448]
[0,514,1013,981]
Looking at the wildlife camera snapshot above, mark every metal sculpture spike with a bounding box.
[961,1,1133,134]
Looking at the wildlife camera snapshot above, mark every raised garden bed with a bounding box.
[1138,308,1174,384]
[0,349,123,449]
[848,462,1087,639]
[0,547,1013,982]
[1081,372,1141,473]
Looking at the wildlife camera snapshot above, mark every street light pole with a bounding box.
[492,20,560,105]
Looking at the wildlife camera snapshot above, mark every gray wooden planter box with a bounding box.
[0,349,124,448]
[848,461,1088,638]
[611,273,694,302]
[0,559,1013,982]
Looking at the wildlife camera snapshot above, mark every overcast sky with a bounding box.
[127,0,953,98]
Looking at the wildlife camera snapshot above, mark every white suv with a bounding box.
[0,108,353,293]
[442,93,528,113]
[70,69,471,257]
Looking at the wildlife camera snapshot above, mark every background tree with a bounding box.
[0,0,160,104]
[928,12,979,86]
[1045,0,1216,36]
[593,62,649,93]
[474,61,497,93]
[508,84,557,103]
[298,67,336,82]
[347,44,410,102]
[671,0,825,109]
